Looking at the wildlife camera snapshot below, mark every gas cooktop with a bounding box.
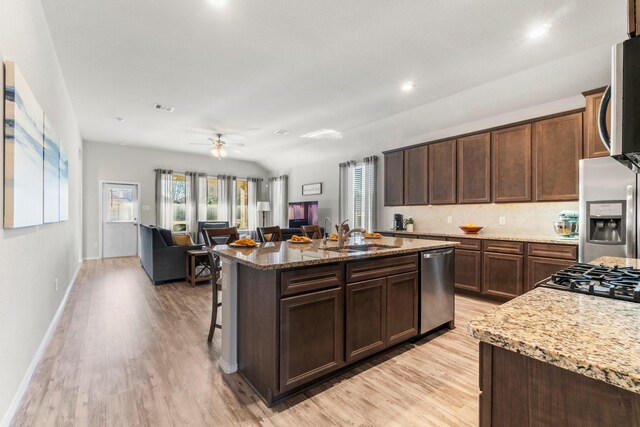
[535,263,640,303]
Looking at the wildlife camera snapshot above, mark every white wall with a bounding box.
[82,141,270,259]
[0,0,83,424]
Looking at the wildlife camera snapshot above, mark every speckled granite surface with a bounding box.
[379,229,578,245]
[207,236,456,270]
[469,256,640,394]
[592,256,640,269]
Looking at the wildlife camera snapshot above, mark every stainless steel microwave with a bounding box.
[599,37,640,173]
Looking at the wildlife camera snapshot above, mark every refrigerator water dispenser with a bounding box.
[587,201,626,245]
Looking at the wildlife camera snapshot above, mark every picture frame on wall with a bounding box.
[302,182,322,196]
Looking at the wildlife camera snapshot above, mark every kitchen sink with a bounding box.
[320,244,400,253]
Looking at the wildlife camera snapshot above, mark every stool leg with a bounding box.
[208,282,218,342]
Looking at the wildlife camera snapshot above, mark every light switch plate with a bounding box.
[447,216,453,224]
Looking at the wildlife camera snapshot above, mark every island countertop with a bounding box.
[207,236,456,270]
[468,256,640,394]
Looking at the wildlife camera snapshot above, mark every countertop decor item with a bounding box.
[404,217,414,232]
[459,224,483,234]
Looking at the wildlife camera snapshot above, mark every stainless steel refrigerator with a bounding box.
[579,156,637,262]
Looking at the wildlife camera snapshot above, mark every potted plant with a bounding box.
[404,217,414,232]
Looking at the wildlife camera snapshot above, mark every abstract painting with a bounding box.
[4,61,44,228]
[43,115,60,223]
[59,146,69,221]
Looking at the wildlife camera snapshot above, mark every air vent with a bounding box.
[274,129,291,135]
[300,129,342,140]
[154,103,175,112]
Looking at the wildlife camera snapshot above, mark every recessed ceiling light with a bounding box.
[154,103,175,112]
[528,23,552,39]
[401,81,415,92]
[208,0,227,7]
[300,129,343,140]
[274,129,291,136]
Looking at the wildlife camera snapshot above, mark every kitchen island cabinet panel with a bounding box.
[385,272,419,345]
[429,140,457,205]
[492,124,532,203]
[457,132,491,204]
[345,278,387,363]
[532,112,583,201]
[280,287,344,392]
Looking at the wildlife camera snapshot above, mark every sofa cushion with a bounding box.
[173,233,194,246]
[158,227,175,247]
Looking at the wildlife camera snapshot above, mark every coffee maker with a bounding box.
[392,214,404,230]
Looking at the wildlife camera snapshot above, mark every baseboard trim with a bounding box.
[83,256,101,261]
[218,358,238,374]
[0,261,83,427]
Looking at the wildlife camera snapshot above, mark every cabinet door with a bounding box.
[384,151,404,206]
[454,249,482,292]
[483,252,524,299]
[345,278,386,363]
[492,124,532,203]
[385,272,418,346]
[404,145,429,205]
[429,140,457,205]
[583,89,611,159]
[280,288,344,392]
[532,113,583,201]
[525,256,575,293]
[457,133,491,204]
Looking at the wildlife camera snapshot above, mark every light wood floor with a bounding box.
[11,257,498,427]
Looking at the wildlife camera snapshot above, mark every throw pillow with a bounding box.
[173,233,194,246]
[158,227,175,247]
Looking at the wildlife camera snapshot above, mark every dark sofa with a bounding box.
[140,224,202,285]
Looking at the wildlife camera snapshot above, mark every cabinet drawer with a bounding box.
[448,238,482,251]
[281,264,342,297]
[346,254,418,283]
[483,240,524,255]
[527,243,577,260]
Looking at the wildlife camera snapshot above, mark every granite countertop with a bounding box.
[207,236,456,270]
[378,229,578,245]
[468,256,640,394]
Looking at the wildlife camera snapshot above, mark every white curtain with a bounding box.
[338,161,355,226]
[247,178,260,230]
[217,175,236,225]
[268,175,288,228]
[155,169,173,229]
[185,172,207,238]
[362,156,378,231]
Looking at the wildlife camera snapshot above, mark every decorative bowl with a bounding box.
[459,225,484,234]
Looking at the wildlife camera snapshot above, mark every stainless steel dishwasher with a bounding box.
[420,248,455,334]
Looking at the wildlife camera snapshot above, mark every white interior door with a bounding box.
[102,183,139,258]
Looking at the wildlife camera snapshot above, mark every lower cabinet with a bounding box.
[526,256,575,293]
[346,272,418,363]
[454,249,482,292]
[280,287,344,392]
[483,252,524,299]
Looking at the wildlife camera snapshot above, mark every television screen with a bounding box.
[288,201,318,228]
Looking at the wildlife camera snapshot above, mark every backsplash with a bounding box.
[380,202,579,237]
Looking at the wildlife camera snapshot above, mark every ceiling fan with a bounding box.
[189,133,245,160]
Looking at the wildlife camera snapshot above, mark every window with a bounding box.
[235,179,249,229]
[105,186,135,222]
[352,164,364,228]
[351,158,377,230]
[207,177,218,221]
[172,174,187,231]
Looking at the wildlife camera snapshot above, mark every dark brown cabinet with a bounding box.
[404,145,429,205]
[384,151,404,206]
[525,256,575,293]
[429,140,457,205]
[457,133,491,204]
[583,88,611,159]
[492,124,532,203]
[279,287,344,392]
[345,278,386,363]
[483,252,524,299]
[629,0,638,37]
[385,272,419,345]
[533,113,583,201]
[453,249,483,292]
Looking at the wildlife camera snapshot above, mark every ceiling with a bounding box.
[41,0,627,171]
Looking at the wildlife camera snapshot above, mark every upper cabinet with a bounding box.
[404,145,429,205]
[457,133,491,204]
[532,112,583,202]
[492,124,532,203]
[384,151,404,206]
[629,0,638,37]
[429,140,457,205]
[583,88,611,159]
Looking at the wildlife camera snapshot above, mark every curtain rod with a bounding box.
[154,169,264,180]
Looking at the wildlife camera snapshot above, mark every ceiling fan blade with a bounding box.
[188,142,212,146]
[225,142,246,148]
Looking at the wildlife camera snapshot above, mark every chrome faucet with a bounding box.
[322,217,332,245]
[337,219,365,248]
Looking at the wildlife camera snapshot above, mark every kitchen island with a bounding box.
[208,236,457,406]
[468,256,640,426]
